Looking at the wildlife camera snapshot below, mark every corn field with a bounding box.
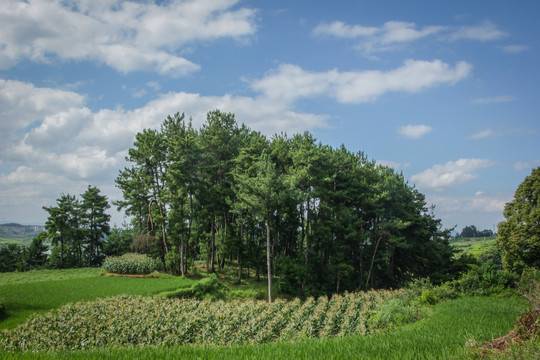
[0,289,399,352]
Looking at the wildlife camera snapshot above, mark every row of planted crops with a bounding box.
[1,289,399,352]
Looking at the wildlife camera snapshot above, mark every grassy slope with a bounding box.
[0,268,195,330]
[450,237,497,257]
[1,296,523,360]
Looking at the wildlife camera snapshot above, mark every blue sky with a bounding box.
[0,0,538,234]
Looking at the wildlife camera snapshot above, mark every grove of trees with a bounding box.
[115,110,466,296]
[42,186,111,268]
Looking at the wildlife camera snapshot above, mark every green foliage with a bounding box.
[159,274,228,300]
[102,227,133,257]
[0,244,24,272]
[448,260,518,296]
[497,167,540,274]
[0,298,5,319]
[102,253,161,275]
[367,298,420,332]
[114,110,461,296]
[0,289,400,352]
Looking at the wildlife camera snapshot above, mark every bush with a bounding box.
[102,253,162,275]
[367,298,420,332]
[160,274,228,300]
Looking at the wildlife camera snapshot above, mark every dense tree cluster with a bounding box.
[0,233,49,272]
[497,167,540,274]
[116,110,463,296]
[458,225,494,238]
[42,186,111,268]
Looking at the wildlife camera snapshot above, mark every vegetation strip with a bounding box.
[0,296,523,359]
[0,289,398,352]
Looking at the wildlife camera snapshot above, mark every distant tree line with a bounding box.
[114,110,470,296]
[456,225,494,238]
[0,186,112,273]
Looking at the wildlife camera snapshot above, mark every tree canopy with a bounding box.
[115,110,462,296]
[497,167,540,274]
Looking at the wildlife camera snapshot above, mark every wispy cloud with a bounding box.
[398,125,432,139]
[376,160,411,170]
[472,95,516,104]
[498,44,529,54]
[312,19,507,56]
[468,129,498,140]
[410,158,497,190]
[513,160,540,172]
[450,20,508,41]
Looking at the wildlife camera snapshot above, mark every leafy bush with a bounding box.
[449,260,518,296]
[102,253,162,275]
[159,275,228,300]
[367,298,420,332]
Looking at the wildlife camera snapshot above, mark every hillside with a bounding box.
[0,223,45,247]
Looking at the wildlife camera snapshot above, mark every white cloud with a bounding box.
[513,160,540,172]
[426,192,508,231]
[313,19,506,56]
[376,160,411,170]
[410,158,497,190]
[0,0,257,75]
[498,44,529,54]
[398,125,432,139]
[312,21,379,38]
[472,95,516,104]
[251,60,472,104]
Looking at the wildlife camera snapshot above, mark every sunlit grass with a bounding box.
[0,268,195,330]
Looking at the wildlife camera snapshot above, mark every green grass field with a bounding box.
[450,236,497,257]
[0,268,195,330]
[0,268,528,359]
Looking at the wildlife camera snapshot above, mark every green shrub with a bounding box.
[102,253,162,275]
[160,274,228,300]
[0,298,5,319]
[367,298,420,332]
[418,289,439,305]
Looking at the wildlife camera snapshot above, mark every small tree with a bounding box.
[25,232,49,269]
[497,167,540,274]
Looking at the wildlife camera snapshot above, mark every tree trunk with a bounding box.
[365,233,383,289]
[266,221,272,303]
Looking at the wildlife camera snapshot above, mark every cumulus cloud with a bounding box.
[410,158,497,190]
[426,192,508,231]
[0,0,256,75]
[398,125,432,139]
[251,60,472,104]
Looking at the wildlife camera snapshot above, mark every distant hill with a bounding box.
[0,223,45,247]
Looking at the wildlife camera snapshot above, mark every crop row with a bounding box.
[0,289,399,352]
[101,253,162,275]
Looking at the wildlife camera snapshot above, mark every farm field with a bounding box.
[0,268,526,359]
[450,236,497,257]
[0,268,196,330]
